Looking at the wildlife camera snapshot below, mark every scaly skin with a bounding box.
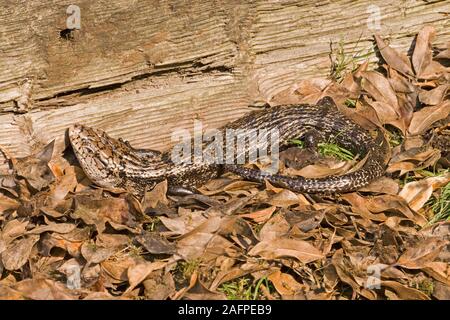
[68,97,390,195]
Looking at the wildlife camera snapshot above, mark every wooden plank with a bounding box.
[0,73,252,158]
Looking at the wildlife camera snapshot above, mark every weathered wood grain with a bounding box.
[0,0,448,163]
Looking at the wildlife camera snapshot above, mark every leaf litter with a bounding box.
[0,27,449,300]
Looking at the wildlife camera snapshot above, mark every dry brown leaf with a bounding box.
[419,61,448,80]
[358,177,399,194]
[388,68,416,93]
[374,34,414,76]
[289,210,326,234]
[423,261,450,286]
[126,260,167,293]
[143,272,176,300]
[396,237,448,269]
[258,213,290,241]
[419,221,450,238]
[159,210,207,236]
[366,101,399,125]
[83,292,126,300]
[40,206,65,218]
[81,242,115,265]
[179,216,224,240]
[341,61,369,96]
[96,233,130,249]
[412,26,447,79]
[47,165,77,205]
[238,206,276,224]
[170,271,199,300]
[13,278,79,300]
[383,217,419,238]
[390,146,438,164]
[398,173,450,211]
[268,270,306,297]
[341,193,388,222]
[14,141,55,191]
[206,196,252,216]
[0,285,24,299]
[72,195,138,234]
[361,71,399,107]
[432,282,450,300]
[248,238,323,263]
[418,84,449,105]
[381,281,430,300]
[408,101,450,135]
[0,193,20,213]
[135,232,176,255]
[101,255,138,282]
[2,235,39,270]
[435,43,450,59]
[27,222,76,235]
[284,159,356,179]
[209,267,255,291]
[412,26,436,77]
[366,195,427,225]
[271,79,331,105]
[176,233,215,260]
[0,175,19,198]
[1,219,29,244]
[266,189,305,208]
[199,179,258,195]
[183,279,227,300]
[206,234,239,262]
[334,103,378,131]
[403,135,425,150]
[39,226,90,258]
[388,148,442,176]
[141,180,168,210]
[0,239,5,254]
[331,249,377,300]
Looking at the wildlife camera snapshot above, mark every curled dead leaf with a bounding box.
[144,272,176,300]
[374,34,414,76]
[361,71,399,108]
[398,173,450,211]
[0,193,20,213]
[141,180,168,210]
[135,232,176,255]
[14,141,55,191]
[13,278,79,300]
[268,270,306,298]
[396,237,448,269]
[126,260,167,293]
[423,261,450,286]
[358,176,399,194]
[81,243,115,265]
[1,219,29,244]
[408,101,450,135]
[412,26,436,77]
[1,235,40,270]
[27,222,76,235]
[381,280,430,300]
[248,238,323,263]
[418,84,449,105]
[238,206,276,224]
